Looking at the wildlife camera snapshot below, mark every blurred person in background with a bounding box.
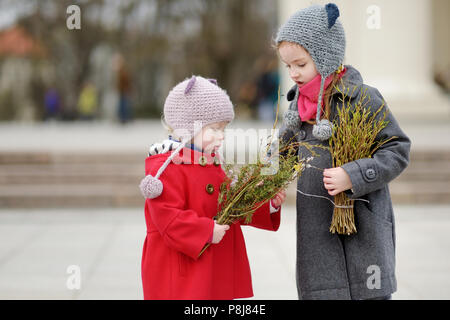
[77,82,98,121]
[255,57,279,122]
[43,87,61,121]
[115,54,133,124]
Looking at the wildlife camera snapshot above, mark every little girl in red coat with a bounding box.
[139,76,286,300]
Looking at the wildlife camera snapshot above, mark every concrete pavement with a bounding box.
[0,204,449,300]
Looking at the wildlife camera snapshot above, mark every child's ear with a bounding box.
[325,3,340,29]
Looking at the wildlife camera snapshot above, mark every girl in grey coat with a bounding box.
[275,3,411,300]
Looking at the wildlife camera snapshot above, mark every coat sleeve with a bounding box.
[240,200,280,231]
[146,162,214,260]
[340,87,411,199]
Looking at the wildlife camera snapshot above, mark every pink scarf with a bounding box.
[297,68,346,121]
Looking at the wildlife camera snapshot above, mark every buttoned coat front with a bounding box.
[280,65,411,300]
[141,147,280,300]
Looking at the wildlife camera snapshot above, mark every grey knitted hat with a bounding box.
[276,3,346,140]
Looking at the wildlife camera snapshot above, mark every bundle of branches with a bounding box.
[198,87,319,257]
[197,138,316,257]
[329,84,397,235]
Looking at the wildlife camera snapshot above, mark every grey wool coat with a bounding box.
[279,65,411,300]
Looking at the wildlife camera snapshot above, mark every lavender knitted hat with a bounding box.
[164,76,235,140]
[276,3,346,140]
[140,75,235,199]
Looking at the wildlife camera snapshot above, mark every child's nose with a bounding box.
[289,67,300,80]
[217,131,225,140]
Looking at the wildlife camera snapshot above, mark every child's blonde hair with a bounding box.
[161,114,174,134]
[161,114,198,143]
[161,114,184,141]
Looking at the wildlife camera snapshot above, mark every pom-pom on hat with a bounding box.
[140,75,235,199]
[276,3,346,140]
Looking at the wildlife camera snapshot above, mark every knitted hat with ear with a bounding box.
[164,76,235,140]
[139,75,234,199]
[276,3,345,140]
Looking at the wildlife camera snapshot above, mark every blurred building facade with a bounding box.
[0,25,47,121]
[0,0,279,122]
[0,0,448,122]
[0,0,449,209]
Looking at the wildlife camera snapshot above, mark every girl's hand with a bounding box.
[271,189,287,208]
[323,167,353,196]
[211,222,230,244]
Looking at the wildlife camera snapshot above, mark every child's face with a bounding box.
[193,121,228,154]
[278,42,319,87]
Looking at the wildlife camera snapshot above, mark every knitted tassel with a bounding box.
[312,76,333,141]
[140,137,191,199]
[284,109,301,131]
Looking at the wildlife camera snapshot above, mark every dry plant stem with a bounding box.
[265,86,281,156]
[198,242,211,257]
[329,81,396,235]
[199,86,327,257]
[198,186,284,257]
[329,192,356,235]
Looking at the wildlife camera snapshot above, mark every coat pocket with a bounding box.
[345,203,396,286]
[360,201,393,228]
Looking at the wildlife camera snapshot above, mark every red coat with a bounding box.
[141,147,280,300]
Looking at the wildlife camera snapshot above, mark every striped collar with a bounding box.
[148,136,203,157]
[168,136,203,153]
